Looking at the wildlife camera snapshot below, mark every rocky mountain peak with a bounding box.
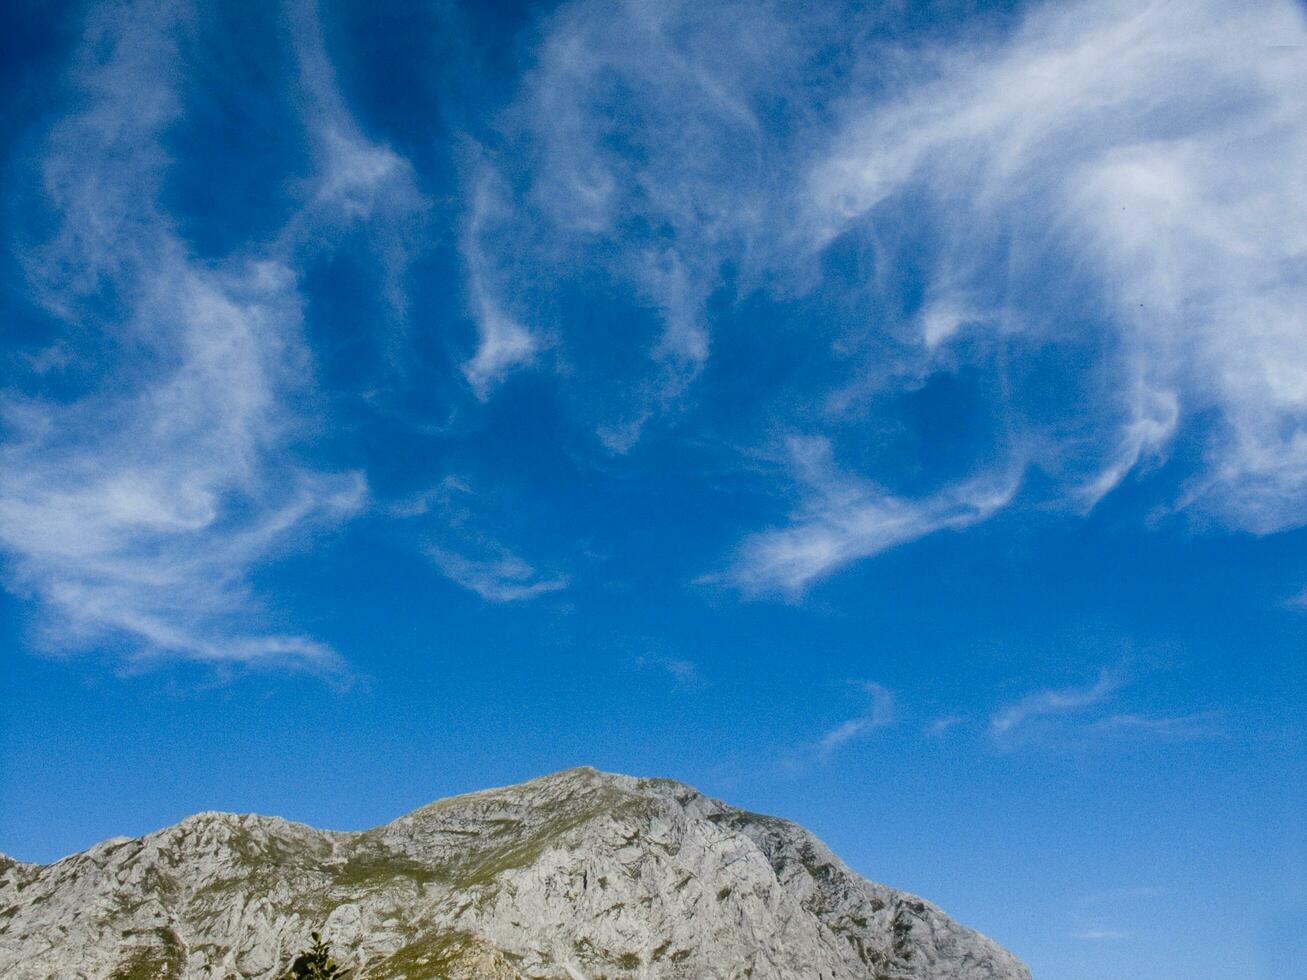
[0,768,1030,979]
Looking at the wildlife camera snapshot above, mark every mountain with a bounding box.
[0,768,1030,979]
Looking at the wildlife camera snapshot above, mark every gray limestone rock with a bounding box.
[0,768,1030,980]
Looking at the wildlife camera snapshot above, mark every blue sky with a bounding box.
[1,0,1305,977]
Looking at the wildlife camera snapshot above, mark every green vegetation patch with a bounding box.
[110,928,184,980]
[366,931,502,980]
[330,851,438,889]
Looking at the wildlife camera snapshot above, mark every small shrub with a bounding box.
[281,931,350,980]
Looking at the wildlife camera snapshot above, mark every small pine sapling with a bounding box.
[281,931,351,980]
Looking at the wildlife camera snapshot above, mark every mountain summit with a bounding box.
[0,768,1029,979]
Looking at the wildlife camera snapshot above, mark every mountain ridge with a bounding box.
[0,767,1031,980]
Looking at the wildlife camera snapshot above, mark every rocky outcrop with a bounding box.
[0,768,1030,979]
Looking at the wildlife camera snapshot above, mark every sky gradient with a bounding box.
[1,2,1305,978]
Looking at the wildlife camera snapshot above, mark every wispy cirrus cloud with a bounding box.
[13,0,1306,670]
[925,715,968,738]
[0,0,417,670]
[470,0,1307,595]
[284,0,429,348]
[712,436,1019,596]
[287,0,418,223]
[1072,929,1130,942]
[990,670,1124,735]
[809,0,1307,533]
[725,0,1307,593]
[459,163,541,399]
[635,654,701,690]
[989,669,1219,745]
[1067,886,1169,943]
[394,478,568,604]
[463,0,819,446]
[425,547,568,603]
[815,681,896,762]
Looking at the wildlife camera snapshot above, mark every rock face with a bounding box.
[0,768,1030,980]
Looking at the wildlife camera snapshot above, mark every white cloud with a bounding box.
[286,0,417,221]
[396,477,568,604]
[314,127,408,219]
[284,0,428,336]
[469,0,812,443]
[635,655,701,689]
[925,715,967,738]
[388,477,474,519]
[816,681,896,761]
[990,670,1122,735]
[459,0,1307,591]
[459,164,540,399]
[425,547,568,603]
[809,0,1307,532]
[989,670,1217,743]
[461,297,539,401]
[717,436,1019,595]
[1072,929,1130,942]
[0,0,422,670]
[1069,889,1160,943]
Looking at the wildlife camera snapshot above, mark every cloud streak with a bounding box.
[989,669,1219,745]
[1072,929,1130,942]
[716,436,1019,595]
[459,163,541,399]
[815,681,896,761]
[635,654,701,690]
[464,0,820,445]
[0,0,419,669]
[809,0,1307,532]
[395,478,568,604]
[8,0,1307,666]
[477,0,1307,592]
[425,547,568,603]
[990,670,1122,735]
